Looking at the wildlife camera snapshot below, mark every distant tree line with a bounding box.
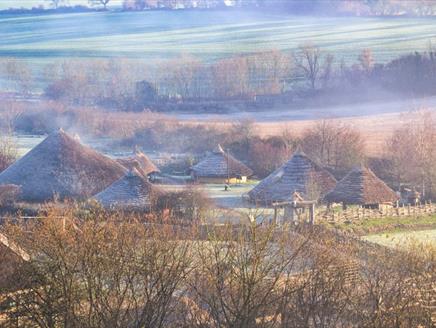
[121,0,436,16]
[5,0,436,15]
[45,0,111,10]
[3,45,427,112]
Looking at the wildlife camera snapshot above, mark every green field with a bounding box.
[1,10,436,64]
[364,229,436,248]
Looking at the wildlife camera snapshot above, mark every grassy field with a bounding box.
[331,214,436,234]
[1,11,436,64]
[364,229,436,247]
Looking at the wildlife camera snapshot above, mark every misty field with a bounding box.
[1,10,436,64]
[364,229,436,247]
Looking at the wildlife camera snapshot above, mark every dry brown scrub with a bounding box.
[0,100,168,138]
[0,206,435,327]
[248,114,399,157]
[0,98,414,156]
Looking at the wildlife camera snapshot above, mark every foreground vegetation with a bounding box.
[0,205,435,327]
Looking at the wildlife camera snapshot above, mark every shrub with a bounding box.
[0,184,20,206]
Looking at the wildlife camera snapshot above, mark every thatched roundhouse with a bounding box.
[116,149,160,180]
[0,129,126,202]
[324,166,399,208]
[93,168,162,211]
[191,145,253,183]
[0,232,29,292]
[248,149,337,205]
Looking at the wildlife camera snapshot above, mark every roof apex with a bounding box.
[127,167,142,177]
[293,145,306,156]
[133,145,141,155]
[213,144,225,154]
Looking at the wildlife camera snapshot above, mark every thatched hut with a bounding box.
[0,129,126,202]
[248,149,337,205]
[93,168,162,211]
[191,145,253,183]
[116,149,160,181]
[0,232,29,293]
[324,165,399,208]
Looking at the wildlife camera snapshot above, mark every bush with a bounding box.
[0,135,18,172]
[0,184,20,206]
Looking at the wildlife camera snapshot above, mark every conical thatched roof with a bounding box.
[0,129,126,202]
[248,150,337,205]
[191,145,253,178]
[94,168,162,211]
[116,149,160,177]
[324,166,399,205]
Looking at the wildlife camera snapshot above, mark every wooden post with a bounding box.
[309,203,316,225]
[273,207,278,225]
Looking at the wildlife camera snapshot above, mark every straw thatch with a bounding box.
[191,145,253,179]
[248,149,337,205]
[116,149,160,178]
[94,168,162,211]
[324,165,399,205]
[0,240,26,291]
[0,129,126,202]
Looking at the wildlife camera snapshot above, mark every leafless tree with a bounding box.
[0,134,17,172]
[386,110,436,198]
[45,0,64,9]
[2,207,194,327]
[301,119,366,173]
[296,43,322,90]
[2,58,32,96]
[359,48,375,73]
[89,0,111,9]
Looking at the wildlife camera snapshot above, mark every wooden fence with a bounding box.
[319,202,436,224]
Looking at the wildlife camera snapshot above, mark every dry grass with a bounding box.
[180,113,401,156]
[0,98,403,156]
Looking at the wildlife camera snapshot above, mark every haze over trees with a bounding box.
[119,0,436,16]
[21,44,436,114]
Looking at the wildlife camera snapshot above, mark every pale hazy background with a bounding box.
[0,0,123,9]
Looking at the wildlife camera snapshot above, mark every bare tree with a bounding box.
[212,56,250,98]
[2,207,435,327]
[301,119,366,173]
[2,58,32,96]
[359,48,375,73]
[89,0,111,9]
[0,134,17,172]
[45,0,64,9]
[186,223,308,327]
[322,53,335,88]
[386,110,436,198]
[3,210,196,327]
[296,43,322,90]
